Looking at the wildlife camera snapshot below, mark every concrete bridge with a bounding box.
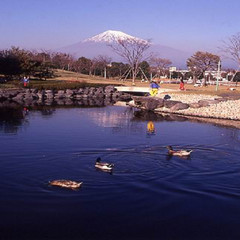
[115,86,177,93]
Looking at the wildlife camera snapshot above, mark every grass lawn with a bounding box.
[1,69,239,96]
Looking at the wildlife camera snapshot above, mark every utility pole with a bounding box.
[216,60,221,91]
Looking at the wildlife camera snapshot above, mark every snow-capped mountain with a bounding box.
[83,30,146,43]
[57,30,190,68]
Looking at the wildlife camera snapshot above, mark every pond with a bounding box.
[1,104,240,240]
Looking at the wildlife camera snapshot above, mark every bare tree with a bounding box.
[109,38,150,84]
[51,52,74,71]
[92,55,112,78]
[74,57,92,75]
[150,57,172,79]
[187,51,220,85]
[97,55,112,78]
[221,32,240,82]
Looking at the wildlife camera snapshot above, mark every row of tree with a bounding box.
[0,46,172,80]
[0,32,239,84]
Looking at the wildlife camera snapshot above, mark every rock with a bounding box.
[119,94,132,101]
[46,93,54,99]
[55,94,65,99]
[37,93,44,99]
[31,94,39,100]
[24,94,34,101]
[57,90,65,94]
[215,98,228,102]
[65,94,74,99]
[31,88,38,94]
[170,102,189,111]
[133,96,160,105]
[83,88,89,94]
[164,100,181,108]
[105,86,115,92]
[66,89,74,95]
[96,87,104,93]
[25,89,31,94]
[77,88,84,94]
[75,94,83,99]
[198,99,219,107]
[144,98,162,111]
[95,93,105,98]
[45,99,54,105]
[226,96,240,100]
[132,96,164,110]
[112,92,120,98]
[45,90,53,94]
[189,103,201,108]
[198,100,210,107]
[65,100,74,105]
[55,99,65,105]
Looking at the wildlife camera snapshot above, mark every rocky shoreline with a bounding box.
[130,93,240,121]
[0,86,131,107]
[2,86,240,125]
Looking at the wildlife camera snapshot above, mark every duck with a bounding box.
[95,157,114,171]
[166,145,193,157]
[49,180,83,189]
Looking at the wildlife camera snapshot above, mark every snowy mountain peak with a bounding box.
[83,30,147,43]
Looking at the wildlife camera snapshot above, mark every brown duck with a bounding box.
[167,146,193,157]
[95,157,114,171]
[49,180,83,189]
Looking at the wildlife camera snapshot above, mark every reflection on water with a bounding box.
[147,121,156,136]
[1,105,240,239]
[0,107,26,134]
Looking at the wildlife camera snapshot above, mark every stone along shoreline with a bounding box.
[0,86,131,107]
[130,93,240,121]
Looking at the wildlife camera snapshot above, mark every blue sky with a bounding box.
[1,0,240,53]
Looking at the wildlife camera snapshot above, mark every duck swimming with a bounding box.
[49,180,83,189]
[167,146,193,157]
[95,157,114,171]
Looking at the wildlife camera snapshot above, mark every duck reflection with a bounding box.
[147,121,156,136]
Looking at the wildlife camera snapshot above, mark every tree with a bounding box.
[0,53,22,77]
[187,51,220,85]
[31,50,54,80]
[138,61,150,79]
[92,55,111,78]
[0,47,35,78]
[74,57,92,75]
[150,57,172,79]
[108,62,129,78]
[51,53,74,70]
[221,32,240,83]
[109,38,150,84]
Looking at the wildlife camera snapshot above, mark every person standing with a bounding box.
[23,77,29,87]
[150,80,160,96]
[179,79,185,91]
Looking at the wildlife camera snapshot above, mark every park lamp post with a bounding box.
[216,60,221,91]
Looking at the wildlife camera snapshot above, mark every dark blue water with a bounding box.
[1,105,240,240]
